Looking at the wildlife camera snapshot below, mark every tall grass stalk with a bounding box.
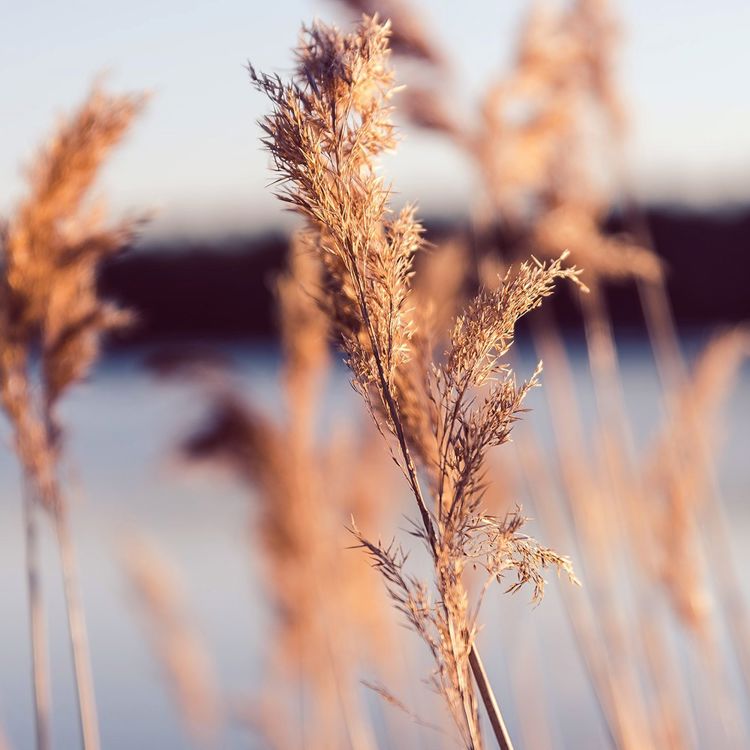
[0,85,144,750]
[54,512,100,750]
[250,16,581,749]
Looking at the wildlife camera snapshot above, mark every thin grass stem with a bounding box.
[363,288,515,750]
[54,508,100,750]
[468,648,513,750]
[23,484,51,750]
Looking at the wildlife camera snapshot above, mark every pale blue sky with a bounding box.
[2,0,750,238]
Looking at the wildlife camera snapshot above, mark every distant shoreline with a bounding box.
[102,205,750,344]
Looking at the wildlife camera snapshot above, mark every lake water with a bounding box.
[0,337,748,749]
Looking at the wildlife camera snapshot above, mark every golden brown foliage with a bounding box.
[0,86,144,508]
[0,85,144,750]
[251,16,582,748]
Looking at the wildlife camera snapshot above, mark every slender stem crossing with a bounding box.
[55,509,100,750]
[24,487,51,750]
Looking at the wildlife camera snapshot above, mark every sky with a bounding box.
[2,0,750,239]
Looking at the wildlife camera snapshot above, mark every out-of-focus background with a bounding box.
[1,2,749,749]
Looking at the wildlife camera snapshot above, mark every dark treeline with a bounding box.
[101,205,750,344]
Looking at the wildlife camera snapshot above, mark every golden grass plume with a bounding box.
[251,15,583,749]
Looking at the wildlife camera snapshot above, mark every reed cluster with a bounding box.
[0,86,144,750]
[1,3,748,750]
[250,16,583,749]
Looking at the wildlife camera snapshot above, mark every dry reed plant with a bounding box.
[123,535,222,747]
[0,85,145,750]
[250,16,583,749]
[376,0,659,286]
[178,232,397,749]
